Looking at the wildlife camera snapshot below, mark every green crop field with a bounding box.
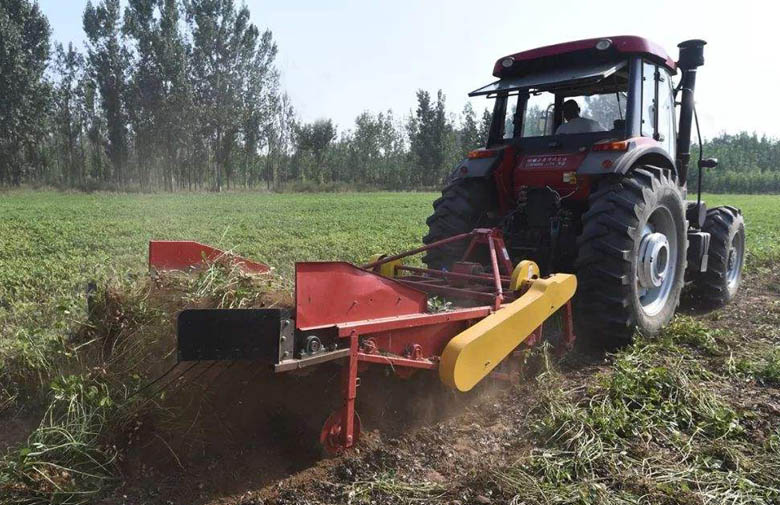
[0,192,428,361]
[1,191,778,370]
[1,190,779,504]
[1,191,778,327]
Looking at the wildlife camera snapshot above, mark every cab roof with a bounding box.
[493,36,676,78]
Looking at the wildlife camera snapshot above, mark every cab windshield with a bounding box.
[478,59,630,143]
[502,91,627,139]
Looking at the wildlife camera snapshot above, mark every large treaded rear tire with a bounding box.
[691,206,745,307]
[422,178,496,270]
[575,166,688,348]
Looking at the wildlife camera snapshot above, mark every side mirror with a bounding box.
[698,157,718,169]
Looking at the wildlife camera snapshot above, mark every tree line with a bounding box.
[689,132,780,194]
[1,0,491,192]
[1,0,778,193]
[4,0,287,191]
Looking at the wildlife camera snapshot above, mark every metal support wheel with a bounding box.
[320,410,362,455]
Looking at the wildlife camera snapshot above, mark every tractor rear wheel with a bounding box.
[422,178,496,270]
[691,206,745,307]
[576,166,687,348]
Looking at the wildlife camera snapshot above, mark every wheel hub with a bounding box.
[726,229,745,290]
[638,232,670,289]
[728,247,737,271]
[636,206,679,319]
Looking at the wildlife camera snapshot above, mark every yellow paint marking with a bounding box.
[439,273,577,391]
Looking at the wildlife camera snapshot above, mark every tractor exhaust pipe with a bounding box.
[675,39,706,186]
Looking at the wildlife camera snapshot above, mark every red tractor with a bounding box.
[423,36,746,346]
[151,37,747,452]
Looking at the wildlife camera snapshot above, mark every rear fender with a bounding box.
[578,139,676,177]
[446,150,504,183]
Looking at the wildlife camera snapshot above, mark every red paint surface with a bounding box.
[493,146,517,213]
[361,320,472,360]
[295,262,428,330]
[148,240,270,273]
[493,35,676,77]
[511,152,591,201]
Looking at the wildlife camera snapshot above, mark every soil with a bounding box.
[0,414,40,454]
[6,269,779,505]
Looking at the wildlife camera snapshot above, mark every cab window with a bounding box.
[641,61,657,138]
[501,94,519,140]
[523,92,555,137]
[657,68,676,156]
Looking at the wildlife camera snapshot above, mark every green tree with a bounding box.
[376,110,408,188]
[52,42,86,186]
[240,29,279,187]
[523,105,546,137]
[83,0,129,184]
[186,0,277,190]
[479,108,492,146]
[458,102,481,157]
[264,91,295,188]
[584,93,625,130]
[124,0,192,190]
[294,119,336,183]
[407,89,453,187]
[0,0,51,185]
[348,111,383,183]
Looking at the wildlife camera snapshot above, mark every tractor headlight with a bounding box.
[595,38,612,51]
[500,57,514,68]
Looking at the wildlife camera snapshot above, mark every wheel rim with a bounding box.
[726,229,745,290]
[636,206,678,317]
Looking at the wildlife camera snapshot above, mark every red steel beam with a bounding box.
[360,230,476,270]
[357,353,437,370]
[397,265,511,286]
[396,279,502,304]
[487,235,504,310]
[333,305,493,337]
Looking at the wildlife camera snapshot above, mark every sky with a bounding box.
[39,0,779,139]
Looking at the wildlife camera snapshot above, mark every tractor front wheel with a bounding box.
[576,166,687,348]
[691,206,745,307]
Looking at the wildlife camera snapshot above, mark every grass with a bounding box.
[0,260,278,504]
[1,375,119,503]
[731,348,780,386]
[494,318,780,505]
[0,190,778,504]
[336,318,779,505]
[700,194,780,267]
[0,191,429,408]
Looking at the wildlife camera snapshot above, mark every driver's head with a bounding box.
[562,100,580,121]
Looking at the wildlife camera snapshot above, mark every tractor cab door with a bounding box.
[641,60,677,157]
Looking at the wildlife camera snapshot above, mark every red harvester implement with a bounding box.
[149,228,576,453]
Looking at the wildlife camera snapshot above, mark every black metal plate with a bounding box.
[177,309,292,362]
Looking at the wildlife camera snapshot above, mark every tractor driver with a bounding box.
[555,99,605,134]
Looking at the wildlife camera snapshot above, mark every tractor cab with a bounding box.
[473,36,677,152]
[425,35,745,350]
[465,36,682,207]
